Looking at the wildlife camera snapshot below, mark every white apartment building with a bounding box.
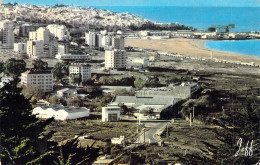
[29,31,37,40]
[27,40,44,59]
[102,106,121,122]
[105,49,126,69]
[112,35,124,50]
[21,70,53,92]
[58,44,70,55]
[14,42,27,54]
[69,63,91,82]
[36,27,50,45]
[48,40,58,57]
[46,24,70,41]
[0,20,14,49]
[85,31,98,48]
[56,53,91,62]
[29,27,50,45]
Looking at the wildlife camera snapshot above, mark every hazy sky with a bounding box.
[3,0,260,7]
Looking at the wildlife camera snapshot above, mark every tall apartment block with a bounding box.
[69,63,91,82]
[0,20,14,49]
[105,49,126,69]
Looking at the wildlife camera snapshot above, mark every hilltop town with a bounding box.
[0,3,259,165]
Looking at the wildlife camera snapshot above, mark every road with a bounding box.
[136,122,169,144]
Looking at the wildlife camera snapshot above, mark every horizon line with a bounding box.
[1,3,260,8]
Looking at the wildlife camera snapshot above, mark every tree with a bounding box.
[99,76,116,85]
[0,61,4,73]
[22,85,45,101]
[52,62,69,81]
[134,78,146,89]
[0,79,54,164]
[146,76,161,87]
[143,107,154,116]
[69,73,82,85]
[66,97,82,107]
[32,59,48,71]
[77,86,102,98]
[48,95,60,105]
[3,58,26,77]
[118,103,131,115]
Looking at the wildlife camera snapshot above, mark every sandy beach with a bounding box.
[125,38,260,65]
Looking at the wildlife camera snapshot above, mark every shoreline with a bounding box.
[125,38,260,65]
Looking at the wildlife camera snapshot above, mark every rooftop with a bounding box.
[40,105,89,113]
[113,95,175,106]
[23,69,52,75]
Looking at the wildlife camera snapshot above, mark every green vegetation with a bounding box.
[69,73,82,85]
[52,62,69,81]
[66,97,83,107]
[98,76,135,86]
[3,58,26,77]
[22,85,45,101]
[32,59,48,71]
[134,77,146,89]
[77,86,102,98]
[0,79,54,164]
[114,89,135,96]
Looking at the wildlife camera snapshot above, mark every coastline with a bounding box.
[125,38,260,65]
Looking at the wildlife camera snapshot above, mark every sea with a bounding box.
[205,40,260,57]
[3,1,260,56]
[94,6,260,57]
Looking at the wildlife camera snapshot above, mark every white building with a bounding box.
[56,53,91,62]
[48,40,58,57]
[58,44,70,55]
[0,20,14,49]
[14,42,27,54]
[85,31,98,48]
[101,86,133,94]
[111,136,125,145]
[27,40,44,58]
[46,24,70,41]
[102,106,121,122]
[112,35,124,50]
[32,105,90,120]
[101,35,112,48]
[29,31,37,40]
[21,70,53,92]
[105,49,126,69]
[57,88,77,98]
[69,63,91,82]
[128,58,149,69]
[36,27,50,45]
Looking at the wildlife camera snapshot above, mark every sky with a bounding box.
[2,0,260,7]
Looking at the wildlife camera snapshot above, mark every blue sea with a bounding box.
[205,40,260,57]
[94,6,260,32]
